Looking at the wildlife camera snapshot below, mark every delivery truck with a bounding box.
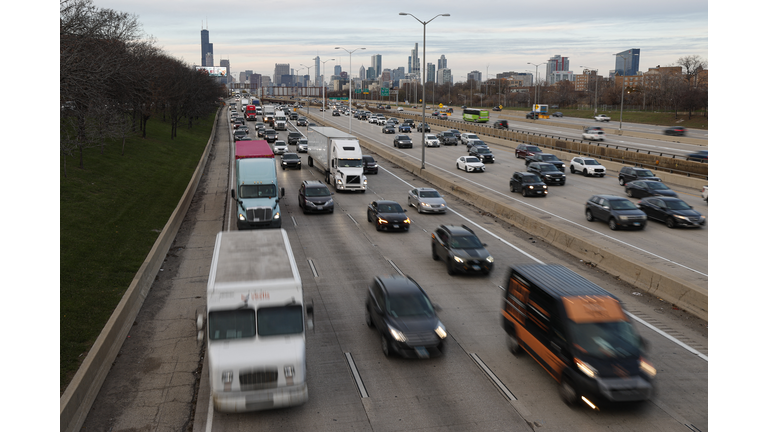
[231,141,283,229]
[199,230,313,412]
[306,126,367,192]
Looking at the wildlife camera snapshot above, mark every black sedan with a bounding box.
[382,124,396,134]
[687,150,708,162]
[527,162,565,185]
[637,197,705,229]
[664,126,687,136]
[393,135,412,149]
[280,153,301,170]
[365,275,446,358]
[367,200,411,232]
[585,195,647,230]
[625,180,678,198]
[551,112,564,118]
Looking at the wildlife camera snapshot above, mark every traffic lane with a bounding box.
[308,157,708,430]
[345,121,708,280]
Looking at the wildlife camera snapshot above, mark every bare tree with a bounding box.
[677,55,708,118]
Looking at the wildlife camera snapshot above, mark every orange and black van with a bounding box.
[500,264,656,408]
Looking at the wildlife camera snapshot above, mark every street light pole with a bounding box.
[300,64,314,117]
[335,47,365,134]
[527,62,545,119]
[320,58,335,122]
[400,12,450,170]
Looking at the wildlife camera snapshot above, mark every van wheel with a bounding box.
[507,332,523,355]
[559,378,579,406]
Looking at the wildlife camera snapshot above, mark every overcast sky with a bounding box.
[88,0,708,82]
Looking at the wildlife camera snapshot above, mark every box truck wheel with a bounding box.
[308,157,313,167]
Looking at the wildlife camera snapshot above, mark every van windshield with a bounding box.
[240,184,276,199]
[209,309,256,341]
[257,305,303,336]
[568,321,642,359]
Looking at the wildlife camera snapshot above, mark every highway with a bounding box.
[80,102,708,432]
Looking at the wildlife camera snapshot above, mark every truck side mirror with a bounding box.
[231,189,235,199]
[281,187,285,197]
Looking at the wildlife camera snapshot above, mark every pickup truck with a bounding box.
[594,114,611,122]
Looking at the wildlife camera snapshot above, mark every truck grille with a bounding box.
[239,369,278,391]
[347,175,361,185]
[405,331,439,347]
[247,207,273,222]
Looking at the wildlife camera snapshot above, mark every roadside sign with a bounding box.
[355,89,361,94]
[381,88,390,97]
[439,103,443,108]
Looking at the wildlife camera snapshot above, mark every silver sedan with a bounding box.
[407,187,447,214]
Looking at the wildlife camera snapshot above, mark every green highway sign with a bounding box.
[381,88,390,96]
[355,89,362,94]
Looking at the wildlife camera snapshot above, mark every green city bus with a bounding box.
[462,108,489,123]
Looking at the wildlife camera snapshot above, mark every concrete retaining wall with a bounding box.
[305,111,708,321]
[59,109,221,432]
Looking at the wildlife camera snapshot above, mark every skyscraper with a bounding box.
[427,63,435,83]
[200,28,213,66]
[334,65,342,76]
[437,55,447,70]
[359,65,366,80]
[546,55,570,84]
[467,70,482,82]
[437,68,452,85]
[274,63,290,85]
[615,49,640,76]
[314,56,321,86]
[371,54,382,78]
[410,43,420,76]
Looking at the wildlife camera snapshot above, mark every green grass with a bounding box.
[505,107,708,130]
[60,113,215,393]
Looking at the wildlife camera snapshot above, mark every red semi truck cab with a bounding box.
[245,105,257,121]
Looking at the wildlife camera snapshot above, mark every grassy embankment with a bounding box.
[60,112,215,393]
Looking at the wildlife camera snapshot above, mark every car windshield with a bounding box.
[636,170,654,178]
[419,190,440,198]
[539,163,557,171]
[665,199,692,210]
[476,148,491,154]
[386,292,435,318]
[584,159,600,165]
[647,182,670,190]
[609,199,637,210]
[378,203,403,213]
[569,320,642,359]
[298,139,307,144]
[541,155,557,161]
[522,176,541,183]
[337,159,362,168]
[275,141,286,146]
[528,146,541,152]
[283,154,299,160]
[257,305,303,337]
[240,184,277,199]
[396,135,409,140]
[450,235,484,249]
[306,187,330,197]
[208,309,256,340]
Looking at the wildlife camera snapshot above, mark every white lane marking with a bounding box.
[377,166,708,362]
[205,392,213,432]
[344,352,369,398]
[470,353,517,401]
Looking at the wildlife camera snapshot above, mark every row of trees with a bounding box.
[60,0,225,176]
[331,56,707,118]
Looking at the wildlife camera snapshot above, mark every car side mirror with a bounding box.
[403,209,407,212]
[482,243,488,247]
[231,189,235,199]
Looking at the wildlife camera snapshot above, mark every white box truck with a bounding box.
[200,230,313,412]
[307,126,367,192]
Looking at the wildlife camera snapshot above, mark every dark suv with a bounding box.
[527,162,565,185]
[493,119,508,129]
[365,275,447,358]
[525,153,565,172]
[585,195,647,230]
[438,131,459,146]
[362,155,378,174]
[287,131,303,145]
[298,180,334,214]
[431,225,494,275]
[510,172,548,197]
[618,167,661,186]
[264,129,277,143]
[515,144,542,159]
[394,134,413,149]
[469,146,495,163]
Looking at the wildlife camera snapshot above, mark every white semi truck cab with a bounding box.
[200,230,313,412]
[306,126,367,192]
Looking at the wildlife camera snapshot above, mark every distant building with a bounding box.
[427,63,435,83]
[546,55,570,85]
[437,68,452,85]
[497,72,532,87]
[274,63,290,86]
[437,55,447,70]
[467,70,482,82]
[200,28,213,67]
[410,43,420,75]
[371,54,382,78]
[615,49,640,76]
[334,65,342,76]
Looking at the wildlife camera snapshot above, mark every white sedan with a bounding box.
[425,134,440,147]
[594,114,611,122]
[456,156,485,173]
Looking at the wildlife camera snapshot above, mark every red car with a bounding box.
[515,144,543,159]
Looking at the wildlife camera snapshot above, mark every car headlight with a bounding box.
[619,215,629,221]
[486,256,494,263]
[674,215,687,220]
[388,324,407,342]
[377,217,388,224]
[453,256,464,263]
[575,358,598,379]
[404,218,411,224]
[435,321,447,339]
[639,358,656,378]
[238,213,246,221]
[528,185,534,189]
[273,212,280,220]
[543,185,547,189]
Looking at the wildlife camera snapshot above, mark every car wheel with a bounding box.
[627,188,635,198]
[570,166,575,174]
[457,163,460,170]
[367,212,372,223]
[465,166,469,172]
[609,218,618,230]
[585,209,594,222]
[507,331,523,355]
[376,222,382,231]
[432,244,439,261]
[417,204,422,213]
[619,177,625,186]
[523,188,528,197]
[666,217,676,228]
[447,258,455,275]
[582,168,588,176]
[559,378,579,406]
[365,305,374,328]
[381,333,392,357]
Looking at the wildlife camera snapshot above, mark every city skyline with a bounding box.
[92,0,707,84]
